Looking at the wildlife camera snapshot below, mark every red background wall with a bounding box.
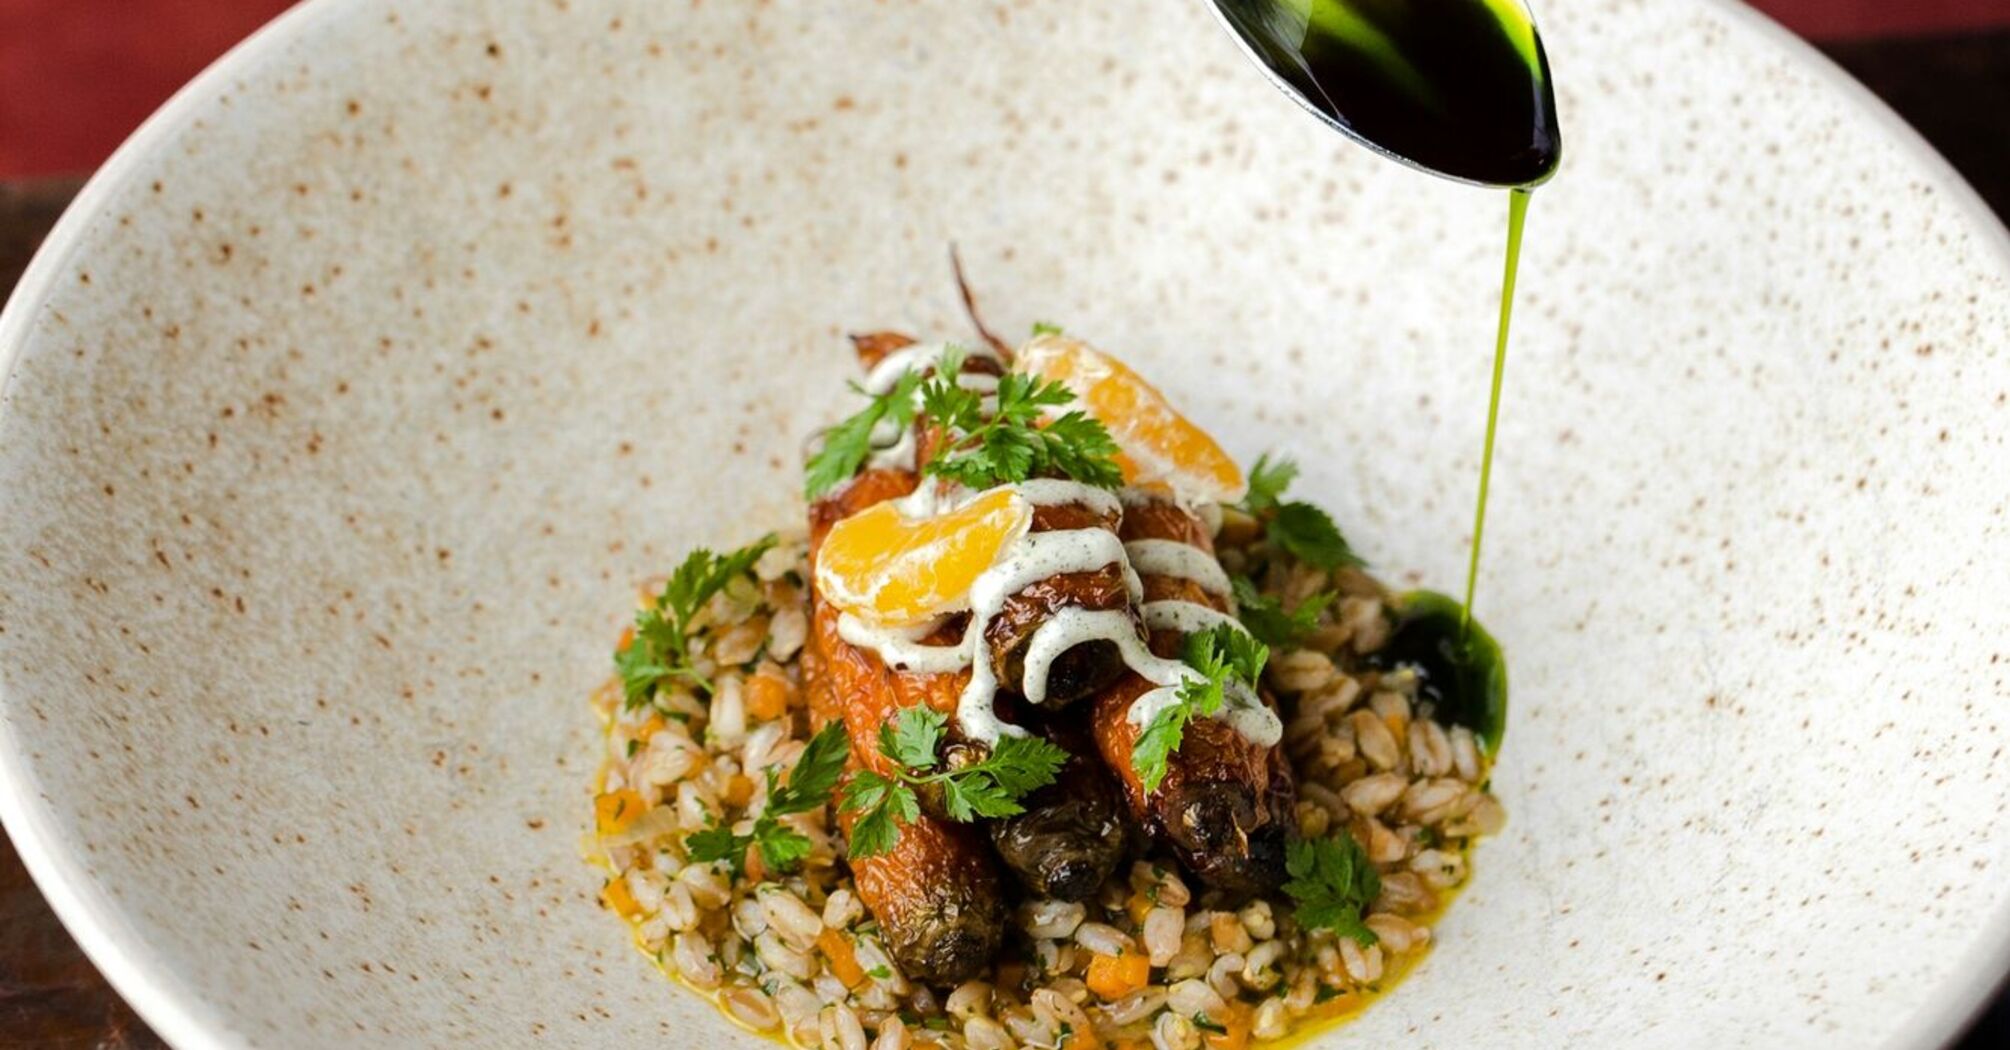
[3,0,2009,178]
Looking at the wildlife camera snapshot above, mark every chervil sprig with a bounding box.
[1131,624,1269,794]
[685,721,848,876]
[917,350,1124,492]
[804,370,928,500]
[615,535,777,710]
[839,707,1069,859]
[1282,833,1383,947]
[1231,575,1336,649]
[1240,452,1364,570]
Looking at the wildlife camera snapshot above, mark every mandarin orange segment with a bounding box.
[815,488,1033,625]
[1016,334,1245,503]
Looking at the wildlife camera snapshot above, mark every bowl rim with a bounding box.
[1,1,2008,1047]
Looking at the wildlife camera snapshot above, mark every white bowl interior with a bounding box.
[3,1,2009,1047]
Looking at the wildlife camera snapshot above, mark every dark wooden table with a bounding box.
[3,30,2008,1050]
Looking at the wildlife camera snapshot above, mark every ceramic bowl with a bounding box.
[3,1,2008,1046]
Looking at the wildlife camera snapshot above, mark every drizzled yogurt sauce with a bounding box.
[836,477,1281,750]
[831,351,1278,750]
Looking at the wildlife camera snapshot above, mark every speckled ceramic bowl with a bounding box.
[3,1,2008,1047]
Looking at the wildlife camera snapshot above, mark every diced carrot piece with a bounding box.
[818,927,867,988]
[616,624,635,651]
[601,876,642,920]
[744,844,766,883]
[1085,949,1151,1001]
[724,773,756,808]
[1062,1025,1105,1050]
[1126,892,1153,926]
[635,715,666,743]
[745,673,791,721]
[594,789,646,835]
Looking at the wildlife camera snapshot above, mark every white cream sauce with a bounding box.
[1124,539,1232,599]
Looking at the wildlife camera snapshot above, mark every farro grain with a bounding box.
[872,1017,912,1050]
[1349,710,1400,772]
[1143,907,1185,966]
[1340,773,1405,816]
[1151,1011,1200,1050]
[1340,939,1384,984]
[724,985,782,1031]
[1106,987,1168,1025]
[821,1004,868,1050]
[946,980,993,1021]
[1073,922,1133,957]
[963,1016,1014,1050]
[1023,900,1086,940]
[673,931,720,988]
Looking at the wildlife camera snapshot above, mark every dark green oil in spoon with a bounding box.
[1207,0,1560,186]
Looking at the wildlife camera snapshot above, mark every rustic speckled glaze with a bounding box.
[2,1,2007,1047]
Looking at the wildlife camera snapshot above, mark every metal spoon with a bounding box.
[1202,0,1561,187]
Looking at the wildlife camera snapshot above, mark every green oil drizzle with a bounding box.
[1460,187,1530,633]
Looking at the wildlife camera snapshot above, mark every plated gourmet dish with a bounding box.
[587,323,1507,1049]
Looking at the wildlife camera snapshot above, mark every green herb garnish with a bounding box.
[1031,321,1064,337]
[804,371,928,500]
[1131,623,1268,794]
[917,349,1124,492]
[1282,833,1382,947]
[616,535,777,709]
[1240,452,1364,569]
[685,721,847,876]
[1230,575,1336,649]
[839,706,1069,859]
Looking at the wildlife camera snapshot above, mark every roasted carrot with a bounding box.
[809,464,1007,984]
[1089,493,1295,899]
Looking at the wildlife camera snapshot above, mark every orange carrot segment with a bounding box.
[818,927,868,988]
[1085,949,1151,1001]
[723,773,756,808]
[746,673,791,721]
[601,876,642,920]
[594,789,646,835]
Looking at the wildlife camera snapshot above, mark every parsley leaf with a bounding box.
[1243,452,1299,514]
[880,705,947,769]
[1268,501,1363,570]
[1237,453,1365,570]
[1283,833,1382,947]
[838,707,1069,858]
[1231,575,1336,648]
[616,535,777,710]
[1030,321,1063,337]
[682,721,847,877]
[918,357,1123,492]
[805,371,927,499]
[1131,624,1269,794]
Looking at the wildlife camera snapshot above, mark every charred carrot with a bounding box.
[1090,492,1295,899]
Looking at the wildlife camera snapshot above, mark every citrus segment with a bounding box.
[1016,334,1245,503]
[816,488,1033,625]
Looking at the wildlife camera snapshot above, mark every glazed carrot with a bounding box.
[809,466,1007,984]
[1089,492,1295,899]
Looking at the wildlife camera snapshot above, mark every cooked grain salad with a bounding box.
[587,327,1507,1049]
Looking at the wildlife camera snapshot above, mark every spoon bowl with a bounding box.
[1203,0,1562,186]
